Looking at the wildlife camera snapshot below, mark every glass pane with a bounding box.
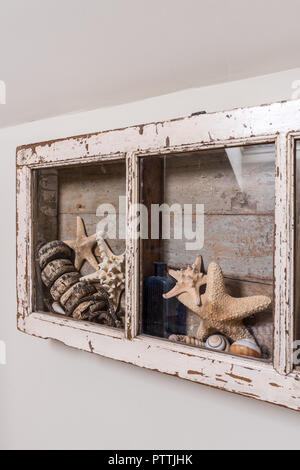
[139,144,275,360]
[295,142,300,364]
[33,160,126,329]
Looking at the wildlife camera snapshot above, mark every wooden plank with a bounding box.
[125,152,139,339]
[58,161,126,215]
[140,157,164,278]
[35,169,58,243]
[58,213,125,249]
[295,142,300,340]
[16,165,31,320]
[164,214,274,282]
[33,169,58,311]
[57,161,126,276]
[16,100,300,169]
[165,146,275,215]
[273,133,295,375]
[225,277,273,297]
[19,311,300,412]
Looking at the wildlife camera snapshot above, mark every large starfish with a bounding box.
[64,216,98,271]
[163,255,207,306]
[165,261,271,342]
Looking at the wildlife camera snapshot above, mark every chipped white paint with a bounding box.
[16,99,300,411]
[273,133,295,375]
[125,152,139,340]
[17,101,300,169]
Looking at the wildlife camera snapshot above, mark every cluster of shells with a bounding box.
[38,240,123,328]
[164,255,271,359]
[169,333,261,358]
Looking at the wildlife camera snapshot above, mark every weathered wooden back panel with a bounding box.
[57,161,126,276]
[140,145,275,357]
[35,144,275,358]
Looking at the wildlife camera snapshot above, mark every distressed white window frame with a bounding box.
[16,100,300,411]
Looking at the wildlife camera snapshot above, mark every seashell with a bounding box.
[229,338,261,358]
[51,302,65,315]
[169,334,180,343]
[205,334,230,352]
[169,334,204,347]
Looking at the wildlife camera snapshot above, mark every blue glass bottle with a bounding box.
[143,262,186,338]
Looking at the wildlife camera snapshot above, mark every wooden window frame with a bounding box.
[16,100,300,411]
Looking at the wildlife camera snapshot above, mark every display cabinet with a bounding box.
[16,100,300,410]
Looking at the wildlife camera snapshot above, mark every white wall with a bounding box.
[2,68,300,450]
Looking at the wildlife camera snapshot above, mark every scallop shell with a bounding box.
[229,338,261,358]
[205,334,230,352]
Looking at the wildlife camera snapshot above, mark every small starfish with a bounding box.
[167,261,272,342]
[64,216,98,271]
[163,255,207,306]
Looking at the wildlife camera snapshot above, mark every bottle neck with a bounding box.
[154,262,167,277]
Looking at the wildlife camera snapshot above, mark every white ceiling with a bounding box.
[1,0,300,128]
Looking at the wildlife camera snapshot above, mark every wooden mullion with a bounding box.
[273,133,295,375]
[125,152,139,340]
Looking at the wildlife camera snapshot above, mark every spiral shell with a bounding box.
[38,241,122,328]
[229,338,261,358]
[205,334,230,352]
